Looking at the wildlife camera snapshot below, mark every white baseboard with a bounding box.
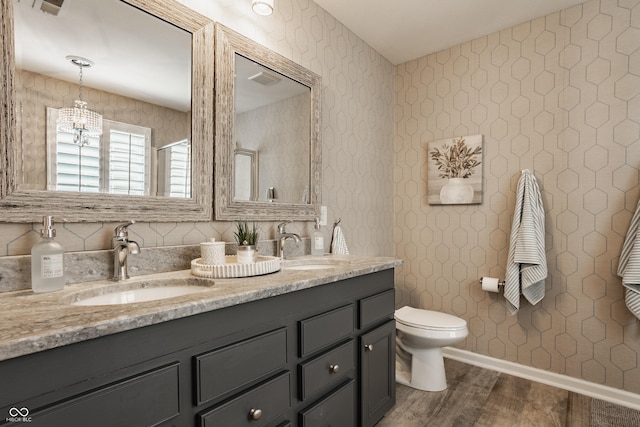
[442,347,640,411]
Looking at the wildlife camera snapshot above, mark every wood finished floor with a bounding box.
[377,358,636,427]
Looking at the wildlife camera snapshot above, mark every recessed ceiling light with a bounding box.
[252,0,274,16]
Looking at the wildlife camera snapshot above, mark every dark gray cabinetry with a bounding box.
[359,289,397,426]
[360,320,396,426]
[0,269,395,426]
[299,380,356,426]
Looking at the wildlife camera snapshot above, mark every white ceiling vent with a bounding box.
[32,0,65,16]
[248,71,281,86]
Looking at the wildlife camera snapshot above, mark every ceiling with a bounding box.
[313,0,588,65]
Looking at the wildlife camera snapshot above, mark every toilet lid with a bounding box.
[395,306,467,330]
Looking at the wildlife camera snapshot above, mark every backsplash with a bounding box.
[0,239,306,293]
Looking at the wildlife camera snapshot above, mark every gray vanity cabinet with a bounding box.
[359,289,397,426]
[0,269,395,426]
[360,320,396,426]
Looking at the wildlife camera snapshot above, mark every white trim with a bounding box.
[442,347,640,411]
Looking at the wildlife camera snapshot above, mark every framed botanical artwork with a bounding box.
[428,135,483,205]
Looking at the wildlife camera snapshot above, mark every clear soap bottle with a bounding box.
[31,216,65,293]
[311,218,324,256]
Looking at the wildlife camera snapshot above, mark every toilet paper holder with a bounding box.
[478,277,505,287]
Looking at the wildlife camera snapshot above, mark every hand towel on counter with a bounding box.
[505,170,548,315]
[616,196,640,320]
[330,224,350,255]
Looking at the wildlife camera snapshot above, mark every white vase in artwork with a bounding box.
[439,178,474,204]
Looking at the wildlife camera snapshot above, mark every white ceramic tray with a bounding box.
[190,255,281,278]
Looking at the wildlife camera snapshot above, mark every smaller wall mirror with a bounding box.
[214,24,322,221]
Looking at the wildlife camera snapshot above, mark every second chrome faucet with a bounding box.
[277,220,300,259]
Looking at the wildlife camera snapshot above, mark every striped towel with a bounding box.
[330,225,349,255]
[504,170,548,315]
[616,196,640,320]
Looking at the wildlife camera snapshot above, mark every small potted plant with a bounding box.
[234,222,259,264]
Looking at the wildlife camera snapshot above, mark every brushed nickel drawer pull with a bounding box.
[364,344,374,351]
[329,364,340,373]
[249,408,262,420]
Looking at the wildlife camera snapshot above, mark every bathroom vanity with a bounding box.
[0,256,399,426]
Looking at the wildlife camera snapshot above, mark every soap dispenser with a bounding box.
[311,218,324,256]
[31,216,65,293]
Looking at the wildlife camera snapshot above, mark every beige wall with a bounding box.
[0,0,395,256]
[394,0,640,393]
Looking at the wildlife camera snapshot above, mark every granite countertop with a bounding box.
[0,255,402,362]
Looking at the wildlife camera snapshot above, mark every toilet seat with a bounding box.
[395,306,467,332]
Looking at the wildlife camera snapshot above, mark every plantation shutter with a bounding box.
[53,131,101,192]
[166,141,191,198]
[105,122,151,196]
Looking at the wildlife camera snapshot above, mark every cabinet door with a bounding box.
[360,320,395,427]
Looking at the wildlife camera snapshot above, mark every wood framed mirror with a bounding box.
[214,24,322,221]
[0,0,214,222]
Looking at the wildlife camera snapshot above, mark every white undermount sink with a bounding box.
[69,277,213,306]
[285,264,337,270]
[282,257,349,271]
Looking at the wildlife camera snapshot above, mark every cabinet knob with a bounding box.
[329,364,340,373]
[364,344,374,351]
[249,408,262,421]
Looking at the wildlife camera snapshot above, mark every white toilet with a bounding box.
[395,306,468,392]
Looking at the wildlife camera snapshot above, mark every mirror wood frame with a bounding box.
[214,24,322,221]
[0,0,214,223]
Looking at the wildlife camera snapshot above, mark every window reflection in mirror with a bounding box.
[234,54,311,204]
[14,0,192,197]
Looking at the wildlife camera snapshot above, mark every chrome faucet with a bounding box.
[113,221,141,281]
[277,220,300,259]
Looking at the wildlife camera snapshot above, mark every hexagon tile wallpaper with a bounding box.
[394,0,640,393]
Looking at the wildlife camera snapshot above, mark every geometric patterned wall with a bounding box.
[395,0,640,393]
[0,0,396,257]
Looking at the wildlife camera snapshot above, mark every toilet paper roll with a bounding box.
[201,238,226,265]
[481,277,500,293]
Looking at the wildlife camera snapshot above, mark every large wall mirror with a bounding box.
[214,24,322,221]
[0,0,214,222]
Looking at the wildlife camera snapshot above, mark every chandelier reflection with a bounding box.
[57,56,103,147]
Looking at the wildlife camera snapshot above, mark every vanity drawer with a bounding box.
[198,372,291,427]
[195,328,287,405]
[359,289,395,329]
[299,304,354,357]
[299,379,355,427]
[299,340,354,400]
[28,363,179,427]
